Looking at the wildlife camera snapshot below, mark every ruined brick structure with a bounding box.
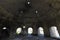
[0,0,60,39]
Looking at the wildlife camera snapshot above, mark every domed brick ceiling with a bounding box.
[0,0,60,36]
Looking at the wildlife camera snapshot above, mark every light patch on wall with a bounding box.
[35,10,38,14]
[27,1,30,4]
[23,26,26,28]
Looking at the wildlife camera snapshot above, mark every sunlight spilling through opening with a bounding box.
[16,27,22,34]
[28,27,33,34]
[38,27,44,36]
[3,27,7,30]
[50,26,60,38]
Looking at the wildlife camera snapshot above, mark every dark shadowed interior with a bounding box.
[0,0,60,40]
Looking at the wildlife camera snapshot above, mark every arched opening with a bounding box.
[16,27,22,35]
[28,27,33,35]
[49,26,60,38]
[2,27,7,30]
[38,27,44,37]
[1,27,9,38]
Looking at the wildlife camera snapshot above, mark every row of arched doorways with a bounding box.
[1,26,60,39]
